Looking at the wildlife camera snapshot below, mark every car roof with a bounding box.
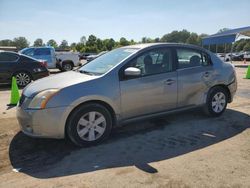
[123,42,205,51]
[0,50,19,55]
[0,50,41,61]
[22,46,54,50]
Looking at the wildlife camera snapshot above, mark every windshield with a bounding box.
[79,48,138,75]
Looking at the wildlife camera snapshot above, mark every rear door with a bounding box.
[119,47,177,119]
[0,53,19,83]
[175,47,214,107]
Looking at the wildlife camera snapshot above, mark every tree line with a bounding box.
[0,29,250,53]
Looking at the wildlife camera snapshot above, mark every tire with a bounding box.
[62,62,73,71]
[66,103,113,147]
[204,86,228,117]
[14,71,32,87]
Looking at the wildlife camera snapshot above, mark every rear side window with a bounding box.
[176,48,210,69]
[34,48,51,56]
[0,53,19,62]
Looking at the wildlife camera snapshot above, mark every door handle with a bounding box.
[164,79,175,85]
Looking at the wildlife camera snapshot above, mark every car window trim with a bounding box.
[119,46,177,81]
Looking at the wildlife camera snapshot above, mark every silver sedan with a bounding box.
[16,43,237,146]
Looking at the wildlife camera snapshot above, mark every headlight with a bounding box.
[28,89,59,109]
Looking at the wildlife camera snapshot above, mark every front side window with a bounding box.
[128,48,174,76]
[79,48,138,75]
[0,53,19,62]
[176,48,210,69]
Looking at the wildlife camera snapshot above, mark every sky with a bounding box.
[0,0,249,44]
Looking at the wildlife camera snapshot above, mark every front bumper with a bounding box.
[16,104,68,139]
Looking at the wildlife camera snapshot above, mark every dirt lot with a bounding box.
[0,67,249,188]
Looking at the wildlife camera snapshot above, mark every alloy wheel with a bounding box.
[76,111,106,141]
[15,72,31,86]
[211,92,226,113]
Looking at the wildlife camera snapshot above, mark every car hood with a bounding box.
[23,71,98,97]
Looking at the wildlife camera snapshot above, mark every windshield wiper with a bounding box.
[79,70,97,76]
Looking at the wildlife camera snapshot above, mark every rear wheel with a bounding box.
[15,72,31,87]
[66,103,113,147]
[204,86,228,117]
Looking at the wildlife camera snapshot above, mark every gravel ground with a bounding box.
[0,67,249,188]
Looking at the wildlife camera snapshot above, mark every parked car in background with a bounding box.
[79,52,96,60]
[216,53,231,62]
[19,47,81,71]
[55,51,81,71]
[17,43,237,146]
[0,51,49,86]
[86,51,107,62]
[19,47,56,68]
[231,53,244,61]
[244,51,250,60]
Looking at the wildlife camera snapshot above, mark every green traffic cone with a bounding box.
[246,66,250,79]
[9,77,20,106]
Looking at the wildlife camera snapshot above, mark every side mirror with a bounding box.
[124,67,141,77]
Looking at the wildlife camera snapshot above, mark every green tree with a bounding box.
[130,39,136,45]
[96,38,104,51]
[47,39,58,48]
[86,35,97,46]
[75,43,85,52]
[119,37,130,46]
[59,40,69,49]
[141,37,153,43]
[85,46,98,53]
[186,33,198,45]
[103,38,115,51]
[80,36,87,44]
[154,38,160,42]
[13,37,29,49]
[0,39,14,46]
[236,40,247,52]
[161,29,190,43]
[33,38,44,46]
[141,37,147,43]
[243,43,250,51]
[70,42,77,51]
[197,33,208,46]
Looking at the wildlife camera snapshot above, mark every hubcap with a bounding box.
[16,73,30,86]
[77,111,106,141]
[211,92,226,113]
[64,64,72,71]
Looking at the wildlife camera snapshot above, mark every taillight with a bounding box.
[40,61,48,67]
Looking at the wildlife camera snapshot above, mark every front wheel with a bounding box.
[204,87,228,117]
[66,103,113,147]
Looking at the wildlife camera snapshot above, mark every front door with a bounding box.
[120,47,177,119]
